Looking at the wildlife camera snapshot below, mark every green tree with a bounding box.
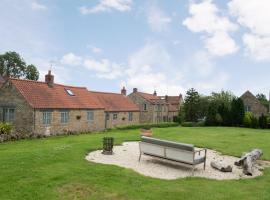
[259,114,268,129]
[0,51,39,80]
[26,64,39,80]
[184,88,200,122]
[256,93,269,112]
[198,95,210,119]
[230,98,245,126]
[243,112,252,128]
[205,101,218,126]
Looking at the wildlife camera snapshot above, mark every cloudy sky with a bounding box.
[1,0,270,96]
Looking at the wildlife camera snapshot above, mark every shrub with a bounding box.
[115,122,179,130]
[259,114,268,129]
[0,123,12,135]
[243,112,252,128]
[181,122,195,127]
[251,116,259,129]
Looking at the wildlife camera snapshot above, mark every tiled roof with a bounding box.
[10,78,104,109]
[136,92,167,104]
[159,95,182,111]
[91,91,139,112]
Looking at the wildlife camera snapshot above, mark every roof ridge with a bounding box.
[90,90,122,95]
[10,78,87,89]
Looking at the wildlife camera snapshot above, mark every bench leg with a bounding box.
[138,152,142,162]
[204,158,206,170]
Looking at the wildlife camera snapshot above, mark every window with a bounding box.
[245,105,251,112]
[128,112,133,121]
[3,108,15,123]
[87,111,94,122]
[113,113,118,120]
[66,89,75,96]
[106,113,110,120]
[61,111,69,124]
[43,111,52,125]
[143,103,147,111]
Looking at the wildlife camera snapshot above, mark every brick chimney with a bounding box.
[45,70,54,87]
[121,86,127,96]
[153,90,157,96]
[133,88,138,93]
[165,95,168,102]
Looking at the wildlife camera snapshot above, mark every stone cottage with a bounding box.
[128,88,182,123]
[0,71,105,136]
[160,95,183,122]
[240,91,268,118]
[91,87,140,128]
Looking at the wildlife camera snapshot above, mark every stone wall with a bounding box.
[105,111,139,128]
[128,93,169,124]
[0,82,34,135]
[34,109,105,135]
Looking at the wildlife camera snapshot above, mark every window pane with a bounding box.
[128,112,133,121]
[61,111,69,123]
[43,112,52,125]
[87,111,94,121]
[113,113,118,120]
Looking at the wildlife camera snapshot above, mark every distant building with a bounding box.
[90,87,140,129]
[0,71,105,135]
[128,88,183,123]
[240,91,268,118]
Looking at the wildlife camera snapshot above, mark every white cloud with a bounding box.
[228,0,270,61]
[147,6,171,32]
[60,53,82,66]
[79,0,132,14]
[87,45,103,54]
[31,1,47,11]
[183,0,238,56]
[242,34,270,61]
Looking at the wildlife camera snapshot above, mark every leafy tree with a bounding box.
[26,64,39,80]
[211,90,235,109]
[259,114,268,129]
[0,51,39,80]
[243,112,252,128]
[256,93,269,111]
[184,88,200,122]
[205,102,218,126]
[251,116,259,129]
[230,98,245,126]
[218,103,231,126]
[197,95,210,120]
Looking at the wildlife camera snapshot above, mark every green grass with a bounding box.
[0,127,270,200]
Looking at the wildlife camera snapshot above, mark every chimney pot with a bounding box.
[121,86,127,96]
[153,90,157,96]
[133,88,138,93]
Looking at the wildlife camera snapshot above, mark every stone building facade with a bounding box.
[240,91,268,118]
[91,88,139,129]
[128,88,182,123]
[0,71,105,136]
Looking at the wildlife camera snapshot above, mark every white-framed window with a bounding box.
[245,105,251,112]
[2,108,15,123]
[106,113,110,120]
[43,111,52,125]
[87,111,94,122]
[61,111,69,124]
[113,113,118,120]
[143,103,147,111]
[128,112,133,121]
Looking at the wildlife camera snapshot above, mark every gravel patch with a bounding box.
[86,142,268,180]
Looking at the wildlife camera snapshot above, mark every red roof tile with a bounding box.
[91,91,139,112]
[136,92,167,104]
[10,78,104,109]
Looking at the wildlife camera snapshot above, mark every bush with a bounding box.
[181,121,205,127]
[243,112,252,128]
[114,122,179,130]
[259,114,268,129]
[251,116,259,129]
[0,123,12,135]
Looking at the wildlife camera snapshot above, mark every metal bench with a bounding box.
[139,136,207,174]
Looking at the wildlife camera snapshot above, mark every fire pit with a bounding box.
[102,137,114,155]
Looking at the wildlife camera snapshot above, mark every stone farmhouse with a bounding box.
[240,91,268,118]
[128,88,183,123]
[90,87,139,129]
[0,71,106,135]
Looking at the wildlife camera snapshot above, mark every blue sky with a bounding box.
[1,0,270,97]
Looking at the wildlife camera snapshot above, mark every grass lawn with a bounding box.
[0,127,270,200]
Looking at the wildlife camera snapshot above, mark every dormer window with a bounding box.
[66,89,75,96]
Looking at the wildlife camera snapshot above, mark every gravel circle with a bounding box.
[86,142,268,180]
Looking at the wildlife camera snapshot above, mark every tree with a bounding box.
[205,102,218,126]
[259,114,268,129]
[197,95,210,120]
[256,93,269,112]
[184,88,200,122]
[26,64,39,80]
[0,51,39,80]
[243,112,252,128]
[211,90,235,109]
[230,98,245,126]
[218,103,231,126]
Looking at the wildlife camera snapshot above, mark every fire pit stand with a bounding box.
[102,137,114,155]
